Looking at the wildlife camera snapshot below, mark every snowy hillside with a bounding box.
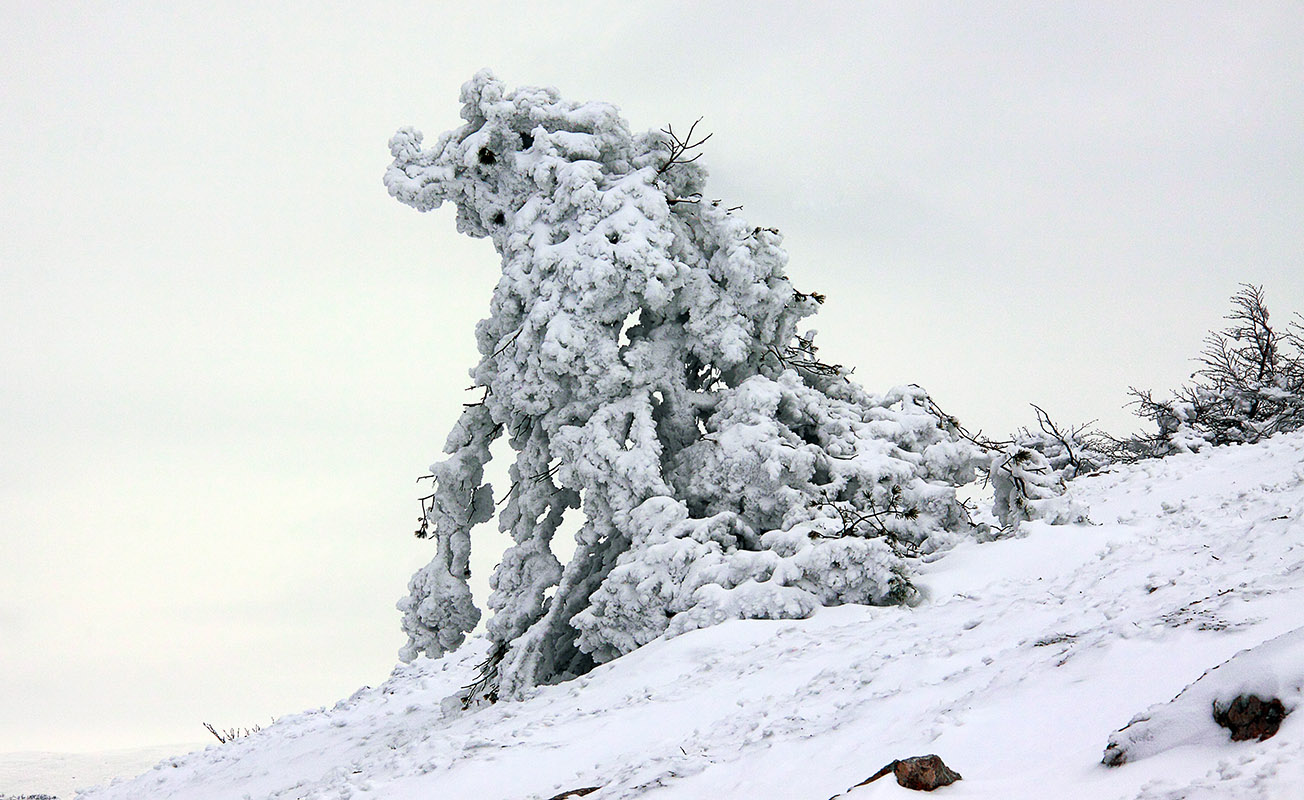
[0,744,200,800]
[77,433,1304,799]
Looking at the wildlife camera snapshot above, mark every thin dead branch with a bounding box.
[203,721,261,744]
[655,117,713,178]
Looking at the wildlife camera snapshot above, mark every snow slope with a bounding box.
[78,433,1304,799]
[0,744,200,799]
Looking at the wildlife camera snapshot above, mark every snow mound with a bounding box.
[77,432,1304,799]
[1103,626,1304,766]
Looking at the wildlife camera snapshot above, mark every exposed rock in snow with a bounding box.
[1214,695,1289,742]
[1103,625,1304,766]
[848,754,962,792]
[544,787,600,800]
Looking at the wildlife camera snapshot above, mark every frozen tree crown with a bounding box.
[386,71,984,701]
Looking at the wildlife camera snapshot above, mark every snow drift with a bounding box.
[1103,624,1303,766]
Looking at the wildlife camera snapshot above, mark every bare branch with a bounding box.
[655,117,713,178]
[203,721,261,744]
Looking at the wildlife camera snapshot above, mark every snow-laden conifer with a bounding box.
[386,71,985,698]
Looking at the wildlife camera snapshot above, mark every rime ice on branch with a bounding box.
[386,71,985,699]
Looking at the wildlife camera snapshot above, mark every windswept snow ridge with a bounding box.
[79,433,1304,799]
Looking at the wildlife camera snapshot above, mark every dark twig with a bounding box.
[459,644,504,708]
[809,493,922,557]
[203,721,261,744]
[655,117,713,178]
[464,386,491,407]
[666,192,703,206]
[492,328,522,358]
[919,394,1010,453]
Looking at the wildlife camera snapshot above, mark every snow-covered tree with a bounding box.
[985,405,1101,528]
[386,71,985,700]
[1111,285,1304,460]
[1014,405,1109,482]
[988,444,1088,528]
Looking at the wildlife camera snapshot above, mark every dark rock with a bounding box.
[1213,694,1289,742]
[893,755,963,791]
[851,754,962,792]
[546,787,600,800]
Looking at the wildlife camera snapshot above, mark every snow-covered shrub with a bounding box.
[1111,285,1304,460]
[386,71,985,699]
[1013,405,1109,481]
[989,445,1078,528]
[988,406,1100,528]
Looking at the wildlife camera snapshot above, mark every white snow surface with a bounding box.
[77,433,1304,799]
[0,744,200,799]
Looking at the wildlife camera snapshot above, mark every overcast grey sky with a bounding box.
[2,1,1301,752]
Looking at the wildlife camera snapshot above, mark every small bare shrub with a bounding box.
[203,721,261,744]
